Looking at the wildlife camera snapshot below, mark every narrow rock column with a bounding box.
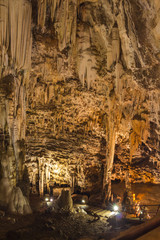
[125,168,131,190]
[38,159,44,196]
[125,166,133,205]
[112,25,120,63]
[103,121,116,206]
[45,163,50,193]
[107,39,113,70]
[71,173,75,193]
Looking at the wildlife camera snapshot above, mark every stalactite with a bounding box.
[0,0,32,76]
[38,158,44,196]
[48,0,57,21]
[130,114,149,162]
[112,25,120,64]
[37,0,77,50]
[77,33,96,89]
[38,0,47,28]
[0,0,32,213]
[37,0,62,27]
[116,0,145,70]
[104,121,116,202]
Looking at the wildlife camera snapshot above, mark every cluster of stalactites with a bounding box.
[38,0,77,50]
[38,0,60,28]
[0,0,32,77]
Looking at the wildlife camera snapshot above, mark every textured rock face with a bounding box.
[0,0,160,201]
[54,189,73,212]
[0,0,32,213]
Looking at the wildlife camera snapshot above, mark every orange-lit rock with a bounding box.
[0,0,160,208]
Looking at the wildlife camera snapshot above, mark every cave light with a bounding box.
[113,205,119,212]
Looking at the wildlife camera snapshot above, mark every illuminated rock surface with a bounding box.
[26,0,160,193]
[0,0,160,213]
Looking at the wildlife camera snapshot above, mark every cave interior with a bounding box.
[0,0,160,239]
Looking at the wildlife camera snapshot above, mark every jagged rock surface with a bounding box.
[0,0,32,213]
[25,0,160,192]
[0,0,160,201]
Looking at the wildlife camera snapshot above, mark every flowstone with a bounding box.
[8,186,32,215]
[0,153,32,215]
[0,177,32,215]
[54,189,73,212]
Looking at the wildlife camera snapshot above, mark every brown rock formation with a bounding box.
[0,0,160,208]
[0,0,32,213]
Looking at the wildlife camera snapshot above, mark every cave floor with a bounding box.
[0,194,143,240]
[0,211,115,240]
[1,182,160,240]
[0,210,142,240]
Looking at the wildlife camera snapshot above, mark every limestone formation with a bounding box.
[0,152,32,214]
[0,0,160,209]
[8,186,32,215]
[0,0,32,213]
[54,189,73,212]
[28,0,159,194]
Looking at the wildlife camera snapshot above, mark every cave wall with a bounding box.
[0,0,160,197]
[0,0,32,184]
[0,0,33,214]
[25,0,160,193]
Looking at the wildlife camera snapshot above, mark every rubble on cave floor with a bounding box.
[0,192,125,240]
[0,210,117,240]
[2,183,160,240]
[0,199,143,240]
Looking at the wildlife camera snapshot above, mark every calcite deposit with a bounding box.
[0,0,160,212]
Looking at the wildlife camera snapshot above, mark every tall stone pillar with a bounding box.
[38,159,44,196]
[124,167,133,206]
[45,163,50,193]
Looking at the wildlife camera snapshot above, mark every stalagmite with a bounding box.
[55,189,73,212]
[0,152,32,214]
